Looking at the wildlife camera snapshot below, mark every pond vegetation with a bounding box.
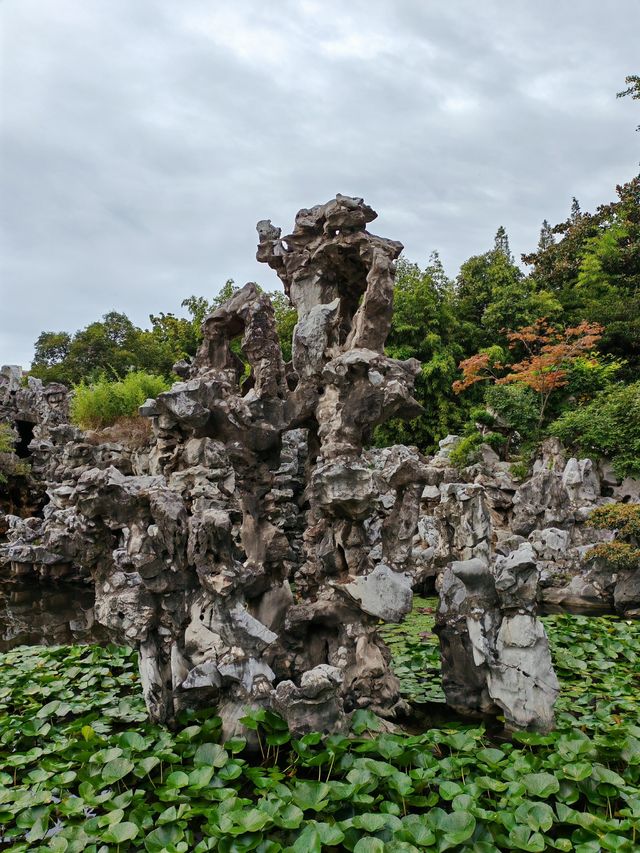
[1,603,639,852]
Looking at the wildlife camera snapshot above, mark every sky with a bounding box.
[0,0,638,369]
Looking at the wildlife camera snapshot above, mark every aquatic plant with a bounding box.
[0,608,638,851]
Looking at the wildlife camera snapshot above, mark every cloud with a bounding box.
[1,0,638,367]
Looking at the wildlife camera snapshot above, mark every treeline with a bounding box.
[31,280,297,387]
[29,175,640,473]
[380,175,639,474]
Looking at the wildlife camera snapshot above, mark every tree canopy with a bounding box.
[26,170,640,460]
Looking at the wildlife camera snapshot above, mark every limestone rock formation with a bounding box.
[432,485,559,731]
[2,196,426,736]
[403,434,639,728]
[0,366,73,531]
[412,437,639,618]
[4,196,636,737]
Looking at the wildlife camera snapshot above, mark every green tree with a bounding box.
[31,332,72,383]
[64,312,140,382]
[31,313,141,384]
[570,197,581,223]
[375,255,467,451]
[146,312,200,363]
[493,225,512,260]
[617,73,640,130]
[455,228,561,351]
[523,176,640,373]
[538,220,555,252]
[549,381,640,478]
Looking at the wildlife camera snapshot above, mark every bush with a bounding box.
[549,381,640,478]
[586,504,640,570]
[449,433,482,468]
[589,503,640,539]
[588,541,640,570]
[509,459,530,481]
[0,423,15,484]
[484,431,507,452]
[483,383,540,436]
[0,423,30,484]
[70,372,170,429]
[0,423,13,455]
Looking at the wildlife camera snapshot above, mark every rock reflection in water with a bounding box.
[0,579,108,652]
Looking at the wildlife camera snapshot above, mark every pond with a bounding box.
[1,602,638,851]
[0,577,108,652]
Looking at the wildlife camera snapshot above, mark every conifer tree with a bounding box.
[493,225,512,261]
[570,197,581,223]
[617,74,640,130]
[538,219,555,251]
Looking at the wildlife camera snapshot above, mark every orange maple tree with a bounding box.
[453,319,604,426]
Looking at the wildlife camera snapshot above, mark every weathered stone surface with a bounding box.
[436,546,559,731]
[1,197,425,736]
[422,432,639,628]
[3,196,637,738]
[340,564,413,622]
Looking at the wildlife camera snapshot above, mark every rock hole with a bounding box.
[14,420,35,459]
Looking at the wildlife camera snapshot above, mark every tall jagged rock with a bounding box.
[2,196,598,736]
[3,196,424,735]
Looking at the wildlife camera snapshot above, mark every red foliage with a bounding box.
[452,352,502,394]
[453,318,604,424]
[497,320,603,399]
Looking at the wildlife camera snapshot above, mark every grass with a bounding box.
[70,373,170,430]
[0,606,639,851]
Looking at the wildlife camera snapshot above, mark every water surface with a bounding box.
[0,578,108,652]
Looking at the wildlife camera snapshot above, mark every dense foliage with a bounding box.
[376,173,638,455]
[30,282,296,389]
[521,177,640,377]
[0,424,30,485]
[26,166,639,457]
[1,604,639,852]
[30,311,195,387]
[587,504,640,570]
[549,382,640,479]
[375,256,466,450]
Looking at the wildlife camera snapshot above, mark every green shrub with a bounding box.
[588,541,640,570]
[589,503,640,539]
[469,406,496,428]
[449,432,482,468]
[0,423,13,455]
[586,504,640,569]
[70,372,170,429]
[449,430,507,469]
[549,381,640,478]
[0,423,14,484]
[483,383,540,437]
[0,424,30,484]
[484,431,507,452]
[509,459,530,481]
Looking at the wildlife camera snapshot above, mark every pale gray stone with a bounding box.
[340,564,413,622]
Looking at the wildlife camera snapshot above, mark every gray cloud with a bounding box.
[1,0,638,367]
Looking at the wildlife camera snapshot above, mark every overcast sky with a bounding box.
[1,0,638,368]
